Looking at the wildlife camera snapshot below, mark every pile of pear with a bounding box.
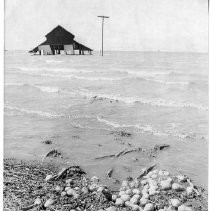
[110,169,194,211]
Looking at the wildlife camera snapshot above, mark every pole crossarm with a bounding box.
[97,16,109,18]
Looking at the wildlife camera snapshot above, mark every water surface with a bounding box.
[4,51,208,189]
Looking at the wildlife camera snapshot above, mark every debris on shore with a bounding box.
[4,159,207,211]
[42,149,63,162]
[95,144,170,160]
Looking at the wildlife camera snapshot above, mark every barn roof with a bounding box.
[45,25,75,39]
[74,40,93,51]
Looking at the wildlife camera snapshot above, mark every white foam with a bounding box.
[15,67,190,86]
[5,82,25,86]
[17,67,42,72]
[97,116,126,128]
[126,70,172,78]
[40,73,126,81]
[34,85,60,93]
[145,79,189,86]
[97,116,168,137]
[5,105,63,118]
[5,82,62,94]
[45,68,93,74]
[45,60,64,63]
[96,116,205,140]
[77,89,208,110]
[17,67,79,74]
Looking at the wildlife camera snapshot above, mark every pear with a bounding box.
[115,198,124,206]
[144,203,154,211]
[121,194,131,202]
[172,183,185,191]
[133,188,141,194]
[178,205,192,211]
[91,176,99,184]
[45,175,53,182]
[170,199,182,207]
[44,199,54,208]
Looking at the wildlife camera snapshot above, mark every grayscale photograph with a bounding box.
[4,0,208,210]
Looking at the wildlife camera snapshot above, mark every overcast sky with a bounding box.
[5,0,208,52]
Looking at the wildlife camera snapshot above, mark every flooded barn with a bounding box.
[29,25,93,55]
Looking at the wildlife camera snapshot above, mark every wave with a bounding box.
[5,105,63,118]
[5,82,62,94]
[4,81,208,110]
[41,70,191,85]
[40,72,206,88]
[45,60,64,63]
[33,85,61,93]
[13,68,191,85]
[96,116,206,140]
[126,70,207,78]
[5,82,26,86]
[145,79,189,86]
[17,67,90,74]
[125,70,172,77]
[97,116,167,136]
[40,73,125,81]
[77,89,208,110]
[4,104,97,120]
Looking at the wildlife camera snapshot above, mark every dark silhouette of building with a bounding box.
[29,25,93,55]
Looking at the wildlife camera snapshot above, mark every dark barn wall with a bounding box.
[45,26,75,45]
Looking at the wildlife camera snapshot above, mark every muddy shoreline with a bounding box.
[3,158,208,211]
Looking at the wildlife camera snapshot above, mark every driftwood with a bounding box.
[115,150,126,158]
[105,168,119,184]
[106,168,113,179]
[95,147,143,160]
[137,164,156,179]
[42,149,62,162]
[153,144,170,151]
[95,144,169,160]
[21,204,35,211]
[187,179,201,196]
[95,154,115,160]
[48,166,86,181]
[116,148,143,157]
[148,144,170,158]
[105,168,120,184]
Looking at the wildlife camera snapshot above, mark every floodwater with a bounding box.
[4,50,208,189]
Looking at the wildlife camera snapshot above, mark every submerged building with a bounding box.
[29,25,93,55]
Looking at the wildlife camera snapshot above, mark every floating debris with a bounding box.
[72,135,80,139]
[153,144,170,151]
[111,131,132,137]
[137,164,156,179]
[106,168,114,179]
[42,139,52,144]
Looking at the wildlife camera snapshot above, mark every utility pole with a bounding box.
[97,15,109,56]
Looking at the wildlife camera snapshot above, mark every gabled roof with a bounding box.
[41,25,75,45]
[45,25,75,39]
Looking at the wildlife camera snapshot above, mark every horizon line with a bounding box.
[4,49,208,54]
